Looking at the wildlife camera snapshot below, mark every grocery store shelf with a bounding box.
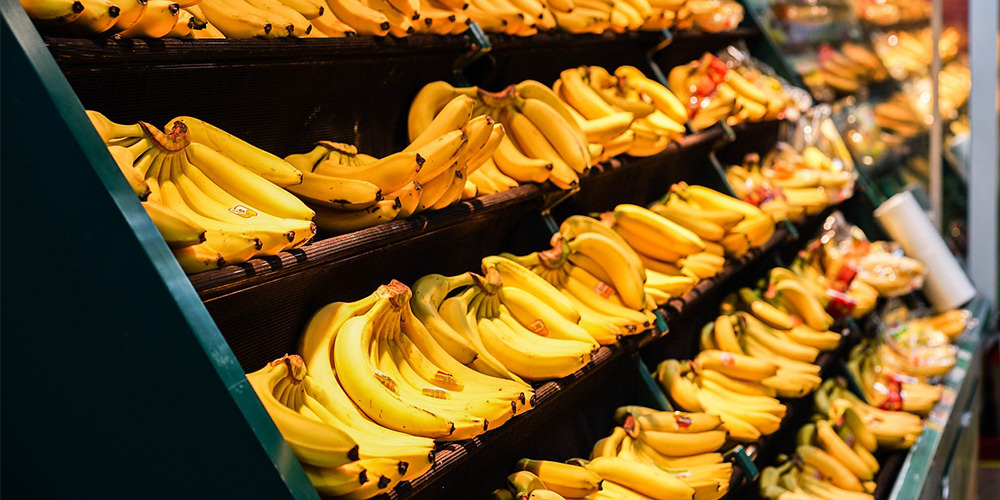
[43,34,473,66]
[485,26,760,51]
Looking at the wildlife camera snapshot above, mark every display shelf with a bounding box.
[886,295,991,500]
[43,34,473,66]
[196,120,782,374]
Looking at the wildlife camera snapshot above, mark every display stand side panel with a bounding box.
[0,6,313,499]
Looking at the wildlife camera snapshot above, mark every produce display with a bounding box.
[667,52,796,130]
[727,110,857,223]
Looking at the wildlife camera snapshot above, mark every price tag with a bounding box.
[727,446,759,480]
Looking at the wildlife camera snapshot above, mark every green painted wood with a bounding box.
[0,4,317,498]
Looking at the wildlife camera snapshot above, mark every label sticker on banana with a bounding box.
[229,205,258,218]
[527,319,549,337]
[595,281,616,299]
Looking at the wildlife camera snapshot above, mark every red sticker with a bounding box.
[674,412,693,429]
[528,319,549,337]
[720,352,736,367]
[595,281,616,299]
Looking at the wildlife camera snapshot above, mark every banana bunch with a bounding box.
[410,81,592,191]
[668,53,789,131]
[803,42,887,96]
[300,280,536,445]
[855,0,929,26]
[705,286,828,396]
[591,406,733,500]
[655,182,776,258]
[727,146,854,223]
[656,356,786,443]
[502,215,660,338]
[605,203,725,293]
[758,444,877,500]
[87,111,316,273]
[247,354,436,498]
[846,342,943,416]
[873,92,926,138]
[872,27,961,81]
[283,96,500,233]
[488,459,604,500]
[789,245,882,320]
[814,378,924,449]
[410,265,596,381]
[553,66,686,160]
[905,309,969,342]
[23,0,475,39]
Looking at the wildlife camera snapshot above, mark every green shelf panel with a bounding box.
[0,4,315,498]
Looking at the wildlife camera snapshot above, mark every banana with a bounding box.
[515,80,586,136]
[408,91,474,147]
[313,151,423,194]
[517,459,603,498]
[245,355,360,467]
[738,288,795,330]
[197,0,273,37]
[142,200,206,248]
[20,0,88,25]
[656,360,703,412]
[581,111,635,143]
[649,200,729,242]
[613,204,705,255]
[165,117,302,186]
[363,0,414,36]
[334,286,459,438]
[310,4,357,35]
[411,272,482,366]
[592,426,629,458]
[115,0,179,37]
[483,255,580,322]
[566,232,647,310]
[479,309,593,381]
[614,223,684,263]
[585,457,695,500]
[638,429,728,457]
[500,286,597,346]
[694,349,777,381]
[276,0,324,18]
[324,0,391,35]
[796,445,864,492]
[109,0,148,30]
[518,97,591,173]
[311,198,400,233]
[711,316,742,354]
[508,470,547,497]
[285,170,383,210]
[560,67,618,119]
[615,66,687,123]
[492,134,553,183]
[774,280,834,331]
[52,0,121,34]
[815,420,874,480]
[736,313,819,363]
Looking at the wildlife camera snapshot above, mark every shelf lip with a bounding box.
[43,34,473,66]
[189,121,770,300]
[42,26,761,66]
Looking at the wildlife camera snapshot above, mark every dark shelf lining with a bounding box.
[43,34,473,66]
